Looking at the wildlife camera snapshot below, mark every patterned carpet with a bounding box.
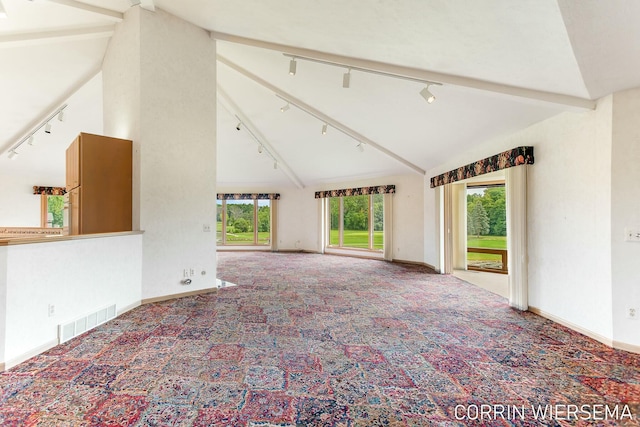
[1,252,639,426]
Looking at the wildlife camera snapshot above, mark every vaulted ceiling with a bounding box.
[1,0,639,188]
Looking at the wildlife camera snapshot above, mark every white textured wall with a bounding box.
[611,88,640,347]
[103,8,217,300]
[426,98,614,340]
[2,234,142,367]
[0,172,42,227]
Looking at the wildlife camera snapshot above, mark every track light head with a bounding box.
[289,57,297,76]
[322,123,328,135]
[8,150,18,160]
[236,122,241,131]
[343,68,351,88]
[357,142,365,152]
[44,122,52,134]
[27,136,35,146]
[420,85,436,104]
[258,145,263,154]
[57,111,64,122]
[273,161,278,170]
[280,103,290,113]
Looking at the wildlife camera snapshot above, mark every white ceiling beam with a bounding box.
[217,85,306,189]
[43,0,123,22]
[212,32,596,111]
[0,25,115,48]
[1,65,101,156]
[218,54,426,176]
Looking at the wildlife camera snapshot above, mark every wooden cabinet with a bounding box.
[65,133,132,235]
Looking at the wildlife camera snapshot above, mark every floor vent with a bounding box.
[58,304,117,344]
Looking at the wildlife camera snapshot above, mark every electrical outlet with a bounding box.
[183,269,189,278]
[48,304,55,317]
[624,228,640,242]
[203,224,211,232]
[190,268,195,276]
[627,307,637,319]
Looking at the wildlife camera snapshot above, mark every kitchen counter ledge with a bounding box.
[0,230,144,246]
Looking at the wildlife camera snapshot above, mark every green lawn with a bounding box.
[467,235,506,261]
[330,229,383,250]
[216,221,270,245]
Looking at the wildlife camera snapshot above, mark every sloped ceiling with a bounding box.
[1,0,639,189]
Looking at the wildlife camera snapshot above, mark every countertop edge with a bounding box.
[0,230,145,246]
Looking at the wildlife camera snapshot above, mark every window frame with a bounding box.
[217,199,271,247]
[325,194,383,252]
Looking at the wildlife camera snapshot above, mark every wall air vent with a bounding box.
[58,304,117,344]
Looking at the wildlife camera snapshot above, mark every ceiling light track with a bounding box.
[284,53,442,88]
[6,104,68,160]
[218,54,426,175]
[213,32,596,110]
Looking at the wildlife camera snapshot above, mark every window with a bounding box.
[327,194,384,251]
[466,183,507,273]
[217,199,271,246]
[41,195,64,228]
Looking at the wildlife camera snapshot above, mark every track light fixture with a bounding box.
[236,122,241,131]
[0,0,7,19]
[280,102,290,113]
[283,53,442,101]
[273,161,278,170]
[343,68,351,89]
[322,123,328,135]
[357,142,365,152]
[4,104,68,160]
[57,111,65,122]
[420,85,436,104]
[289,57,297,76]
[258,145,263,154]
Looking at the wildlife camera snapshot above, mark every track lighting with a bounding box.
[322,123,328,135]
[0,0,7,19]
[273,161,278,170]
[289,57,297,76]
[4,104,67,161]
[357,142,365,152]
[236,122,241,131]
[258,145,263,154]
[420,85,436,104]
[283,53,442,98]
[280,103,290,113]
[57,111,64,122]
[343,68,351,89]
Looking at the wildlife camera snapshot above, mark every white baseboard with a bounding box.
[141,287,218,305]
[3,339,59,371]
[528,306,616,348]
[612,340,640,354]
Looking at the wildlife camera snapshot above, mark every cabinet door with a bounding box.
[68,187,81,235]
[65,137,80,191]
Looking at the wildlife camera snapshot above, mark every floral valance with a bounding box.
[217,193,280,200]
[430,146,534,188]
[33,186,66,196]
[315,185,396,199]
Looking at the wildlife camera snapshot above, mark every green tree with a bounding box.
[232,217,251,233]
[258,206,270,232]
[468,200,490,237]
[48,196,64,228]
[343,195,368,230]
